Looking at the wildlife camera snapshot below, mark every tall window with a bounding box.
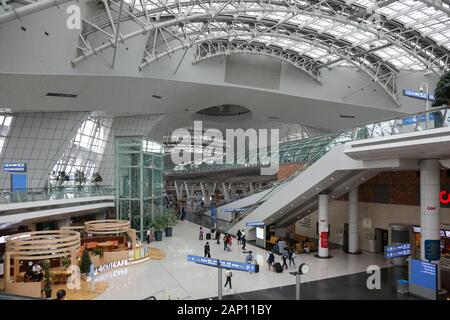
[0,114,13,155]
[53,114,112,182]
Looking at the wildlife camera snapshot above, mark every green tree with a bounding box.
[42,260,52,297]
[433,71,450,107]
[80,249,92,274]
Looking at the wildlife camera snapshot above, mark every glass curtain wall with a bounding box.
[115,136,163,240]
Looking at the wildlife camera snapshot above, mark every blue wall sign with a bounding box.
[3,162,26,172]
[402,89,435,101]
[246,221,265,227]
[401,113,435,125]
[424,240,441,261]
[410,259,438,290]
[384,243,411,259]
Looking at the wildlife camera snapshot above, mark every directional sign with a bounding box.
[246,221,265,227]
[219,259,257,273]
[187,255,218,267]
[187,255,256,273]
[384,243,411,259]
[402,89,435,101]
[3,162,26,172]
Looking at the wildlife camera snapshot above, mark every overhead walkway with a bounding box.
[227,107,450,235]
[0,186,115,226]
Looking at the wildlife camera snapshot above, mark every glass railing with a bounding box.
[226,130,354,231]
[353,106,450,141]
[0,185,115,205]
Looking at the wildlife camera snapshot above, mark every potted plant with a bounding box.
[42,260,52,299]
[163,209,178,237]
[62,256,71,269]
[80,249,92,274]
[91,172,103,186]
[433,71,450,107]
[74,170,86,188]
[151,216,166,241]
[56,171,69,187]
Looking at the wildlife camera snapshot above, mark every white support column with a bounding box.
[420,159,441,289]
[200,182,210,206]
[249,183,255,193]
[229,184,236,200]
[348,187,359,254]
[318,193,330,258]
[184,181,191,199]
[56,217,71,229]
[221,182,230,201]
[174,181,182,200]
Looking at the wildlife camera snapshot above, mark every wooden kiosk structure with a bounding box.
[3,230,80,297]
[83,219,136,250]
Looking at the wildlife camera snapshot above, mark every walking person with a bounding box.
[236,229,242,245]
[226,234,232,251]
[223,234,228,251]
[282,249,289,270]
[146,229,151,244]
[199,226,204,240]
[204,242,211,258]
[181,206,186,221]
[224,269,232,290]
[288,248,296,267]
[215,229,221,245]
[267,251,275,271]
[241,234,246,250]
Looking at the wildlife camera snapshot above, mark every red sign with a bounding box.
[320,232,329,249]
[441,190,450,204]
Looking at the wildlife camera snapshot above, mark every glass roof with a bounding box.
[66,0,450,75]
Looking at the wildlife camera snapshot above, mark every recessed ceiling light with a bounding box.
[330,177,334,180]
[361,177,365,180]
[280,211,283,214]
[345,186,349,190]
[316,187,319,190]
[290,204,294,207]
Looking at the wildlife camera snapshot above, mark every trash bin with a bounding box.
[397,279,409,294]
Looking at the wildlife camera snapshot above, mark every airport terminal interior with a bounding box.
[1,0,450,301]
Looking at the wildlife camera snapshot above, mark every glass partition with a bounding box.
[353,107,450,141]
[115,136,164,240]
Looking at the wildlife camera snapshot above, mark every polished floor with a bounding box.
[96,220,391,300]
[211,266,418,300]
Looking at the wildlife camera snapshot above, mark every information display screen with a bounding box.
[256,227,264,240]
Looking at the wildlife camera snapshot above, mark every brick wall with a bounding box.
[277,163,303,180]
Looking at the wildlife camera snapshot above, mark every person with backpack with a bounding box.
[288,248,296,267]
[199,227,204,240]
[267,251,275,270]
[282,249,289,269]
[236,229,242,245]
[224,269,232,290]
[204,242,211,258]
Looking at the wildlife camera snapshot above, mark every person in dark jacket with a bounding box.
[204,242,211,258]
[241,234,246,250]
[236,229,242,245]
[215,229,221,244]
